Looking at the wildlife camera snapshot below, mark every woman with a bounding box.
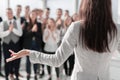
[43,18,60,80]
[63,16,75,76]
[22,10,43,80]
[6,0,120,80]
[63,16,72,31]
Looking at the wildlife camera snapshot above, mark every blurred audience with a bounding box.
[0,8,22,80]
[0,5,78,80]
[43,18,60,80]
[22,10,43,80]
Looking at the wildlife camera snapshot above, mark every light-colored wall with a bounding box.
[112,0,119,23]
[0,0,119,23]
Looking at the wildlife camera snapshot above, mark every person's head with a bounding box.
[72,13,80,22]
[64,10,69,17]
[64,16,73,27]
[42,18,47,25]
[47,18,56,30]
[6,8,13,20]
[29,10,37,23]
[44,8,50,18]
[27,10,37,30]
[16,5,22,15]
[56,8,63,19]
[25,6,30,14]
[79,0,117,53]
[34,8,38,14]
[37,9,43,17]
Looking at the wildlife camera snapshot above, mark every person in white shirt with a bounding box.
[6,0,120,80]
[13,4,25,78]
[56,8,64,31]
[43,18,60,80]
[72,13,80,22]
[64,10,70,21]
[44,8,50,20]
[36,9,44,23]
[24,6,30,23]
[42,8,51,32]
[0,8,22,80]
[63,16,75,76]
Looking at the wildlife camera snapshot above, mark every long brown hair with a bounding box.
[79,0,117,53]
[27,10,37,30]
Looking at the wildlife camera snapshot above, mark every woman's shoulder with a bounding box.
[72,21,81,27]
[68,21,81,33]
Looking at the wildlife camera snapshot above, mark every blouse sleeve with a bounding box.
[29,22,77,67]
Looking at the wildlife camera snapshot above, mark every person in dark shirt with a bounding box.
[23,10,43,80]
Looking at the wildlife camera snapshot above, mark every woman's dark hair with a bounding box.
[27,10,37,30]
[79,0,117,53]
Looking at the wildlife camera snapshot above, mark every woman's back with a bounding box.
[71,21,120,80]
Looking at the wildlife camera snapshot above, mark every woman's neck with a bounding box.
[31,19,35,24]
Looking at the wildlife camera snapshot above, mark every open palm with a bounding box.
[6,49,30,62]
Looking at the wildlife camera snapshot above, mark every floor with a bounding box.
[0,64,70,80]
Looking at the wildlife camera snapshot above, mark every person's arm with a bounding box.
[0,22,11,38]
[12,20,23,36]
[43,28,50,43]
[51,30,60,43]
[6,22,77,67]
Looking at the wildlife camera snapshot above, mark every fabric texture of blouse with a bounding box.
[29,21,120,80]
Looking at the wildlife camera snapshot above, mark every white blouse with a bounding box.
[29,21,120,80]
[43,28,60,52]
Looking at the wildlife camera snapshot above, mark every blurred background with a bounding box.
[0,0,120,80]
[0,0,120,22]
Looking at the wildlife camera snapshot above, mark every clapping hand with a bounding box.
[9,24,14,32]
[6,49,30,62]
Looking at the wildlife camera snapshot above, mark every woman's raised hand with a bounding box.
[6,49,30,62]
